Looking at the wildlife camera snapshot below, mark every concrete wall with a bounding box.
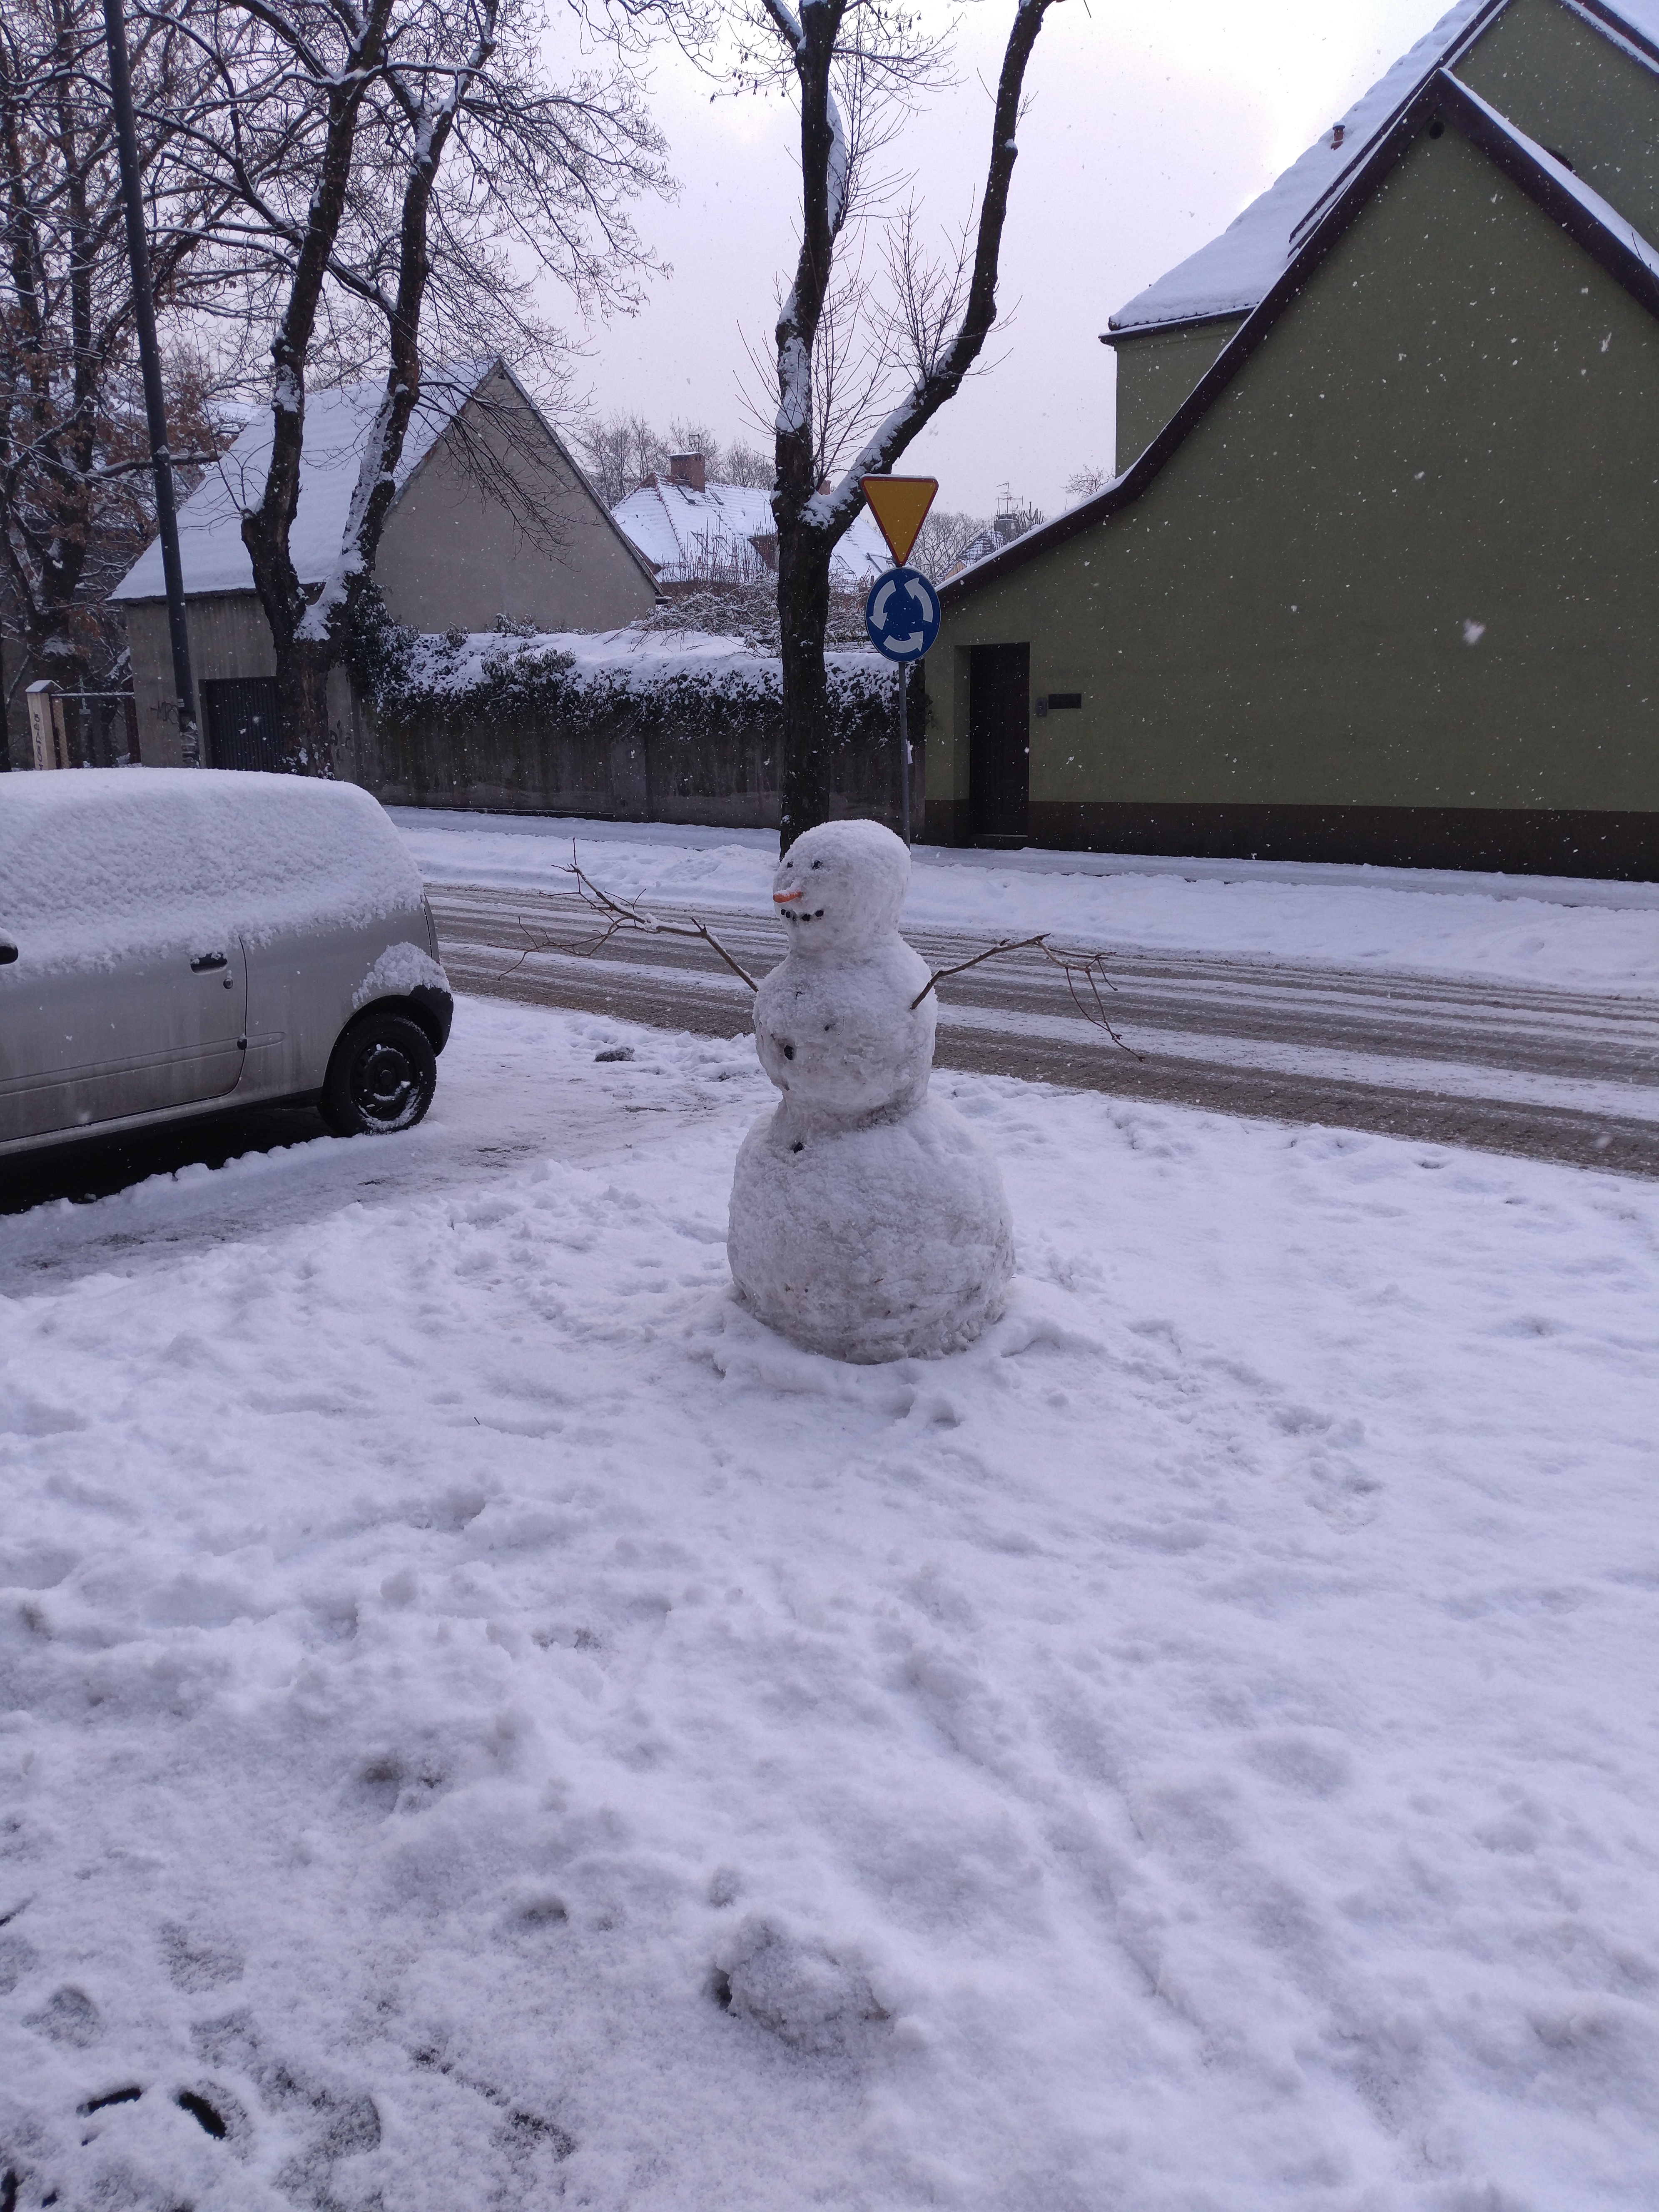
[375,366,656,634]
[123,595,352,768]
[929,117,1659,874]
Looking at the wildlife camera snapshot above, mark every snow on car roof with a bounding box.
[1107,0,1659,336]
[612,477,890,585]
[0,769,422,964]
[110,364,496,603]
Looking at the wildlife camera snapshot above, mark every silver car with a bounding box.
[0,768,453,1158]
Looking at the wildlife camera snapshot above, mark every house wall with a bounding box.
[123,595,352,767]
[374,367,656,634]
[1457,0,1659,242]
[1107,318,1245,474]
[928,120,1659,874]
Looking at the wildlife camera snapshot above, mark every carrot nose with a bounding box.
[773,889,803,903]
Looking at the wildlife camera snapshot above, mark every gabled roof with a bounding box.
[612,475,890,585]
[1106,0,1659,339]
[947,68,1659,605]
[110,359,657,605]
[113,363,494,602]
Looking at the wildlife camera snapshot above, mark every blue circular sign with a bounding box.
[864,565,941,663]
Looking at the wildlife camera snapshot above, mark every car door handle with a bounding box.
[190,952,229,972]
[0,935,17,966]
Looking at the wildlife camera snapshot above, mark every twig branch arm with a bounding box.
[563,854,760,991]
[912,934,1141,1059]
[909,937,1050,1006]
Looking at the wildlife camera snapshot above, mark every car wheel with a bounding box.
[320,1011,438,1136]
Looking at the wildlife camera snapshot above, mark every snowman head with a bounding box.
[771,818,909,954]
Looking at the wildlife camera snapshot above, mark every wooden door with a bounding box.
[968,643,1030,841]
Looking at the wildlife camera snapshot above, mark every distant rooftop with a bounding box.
[613,466,890,586]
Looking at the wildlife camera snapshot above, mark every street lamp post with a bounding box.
[101,0,200,767]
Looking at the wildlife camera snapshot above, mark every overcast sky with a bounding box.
[559,2,1457,519]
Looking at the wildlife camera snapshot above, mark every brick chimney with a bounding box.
[668,452,706,493]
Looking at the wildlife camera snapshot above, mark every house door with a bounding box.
[968,643,1030,842]
[205,678,283,771]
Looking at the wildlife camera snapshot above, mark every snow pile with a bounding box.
[0,770,424,969]
[2,996,1658,2208]
[731,821,1012,1360]
[392,811,1659,994]
[351,942,448,1010]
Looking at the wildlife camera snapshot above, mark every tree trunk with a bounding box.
[777,527,834,848]
[272,635,334,774]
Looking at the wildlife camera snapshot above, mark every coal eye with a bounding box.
[811,859,822,869]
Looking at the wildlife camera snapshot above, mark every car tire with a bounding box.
[320,1011,438,1137]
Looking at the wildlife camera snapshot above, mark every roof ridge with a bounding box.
[961,64,1659,602]
[1106,0,1659,341]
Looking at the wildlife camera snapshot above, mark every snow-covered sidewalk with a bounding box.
[3,993,1658,2210]
[391,807,1659,993]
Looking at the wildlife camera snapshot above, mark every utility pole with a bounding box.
[101,0,200,767]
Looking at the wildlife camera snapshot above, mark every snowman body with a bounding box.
[728,819,1014,1362]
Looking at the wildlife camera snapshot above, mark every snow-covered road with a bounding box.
[4,991,1659,2211]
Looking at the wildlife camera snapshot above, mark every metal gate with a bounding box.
[204,678,282,772]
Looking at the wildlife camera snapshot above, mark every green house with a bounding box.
[929,0,1659,876]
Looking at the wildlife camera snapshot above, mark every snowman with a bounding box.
[727,818,1014,1363]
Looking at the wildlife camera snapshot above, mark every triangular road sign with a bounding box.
[861,475,938,568]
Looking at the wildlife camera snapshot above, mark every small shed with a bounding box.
[111,359,658,770]
[929,0,1659,877]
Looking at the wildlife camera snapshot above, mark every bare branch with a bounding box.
[912,936,1140,1056]
[494,850,762,992]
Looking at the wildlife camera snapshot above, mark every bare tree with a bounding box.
[720,436,774,488]
[743,0,1061,847]
[155,0,672,766]
[1064,461,1110,499]
[575,408,670,504]
[911,505,986,577]
[575,410,776,504]
[0,0,243,752]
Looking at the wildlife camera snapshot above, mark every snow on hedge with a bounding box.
[355,613,901,744]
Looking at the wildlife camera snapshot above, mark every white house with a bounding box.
[612,453,891,585]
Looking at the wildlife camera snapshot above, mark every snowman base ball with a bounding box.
[729,1098,1014,1364]
[727,816,1015,1364]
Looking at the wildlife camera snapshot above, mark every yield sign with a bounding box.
[860,475,938,568]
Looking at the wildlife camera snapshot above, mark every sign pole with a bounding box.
[102,0,200,769]
[898,665,910,846]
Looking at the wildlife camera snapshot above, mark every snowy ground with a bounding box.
[4,991,1659,2212]
[391,808,1659,994]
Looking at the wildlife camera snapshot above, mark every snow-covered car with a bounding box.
[0,768,452,1157]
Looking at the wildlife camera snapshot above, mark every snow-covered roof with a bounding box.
[111,363,498,603]
[951,62,1659,605]
[1107,0,1659,336]
[612,476,891,585]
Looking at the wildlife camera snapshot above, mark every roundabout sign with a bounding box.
[864,565,941,663]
